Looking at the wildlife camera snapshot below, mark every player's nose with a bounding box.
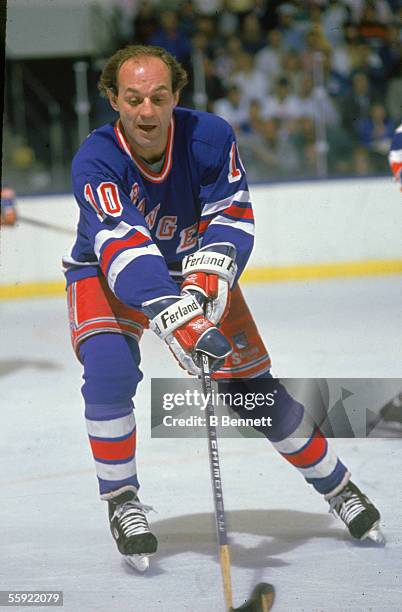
[139,97,155,118]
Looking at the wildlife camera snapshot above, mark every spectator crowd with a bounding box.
[111,0,402,180]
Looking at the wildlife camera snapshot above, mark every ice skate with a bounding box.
[108,490,158,572]
[328,481,385,544]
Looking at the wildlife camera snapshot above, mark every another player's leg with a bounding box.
[216,286,384,542]
[67,277,157,571]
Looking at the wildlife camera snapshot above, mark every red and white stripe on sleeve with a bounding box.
[198,189,255,238]
[389,124,402,188]
[94,221,163,293]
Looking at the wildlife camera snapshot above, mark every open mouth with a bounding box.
[138,125,157,134]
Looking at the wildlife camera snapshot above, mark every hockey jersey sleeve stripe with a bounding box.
[94,222,151,258]
[221,203,254,220]
[198,219,211,236]
[100,232,152,276]
[209,216,255,236]
[108,244,163,292]
[201,190,250,216]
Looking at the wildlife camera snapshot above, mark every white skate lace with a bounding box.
[329,490,367,525]
[112,501,154,538]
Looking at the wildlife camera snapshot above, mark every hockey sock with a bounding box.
[79,333,143,498]
[218,376,349,495]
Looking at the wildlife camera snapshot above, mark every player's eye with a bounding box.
[128,99,141,106]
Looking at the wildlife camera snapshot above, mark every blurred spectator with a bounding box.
[280,50,304,96]
[340,72,373,138]
[357,102,395,171]
[255,29,283,83]
[178,0,198,38]
[203,56,226,112]
[356,3,388,46]
[343,0,392,24]
[216,6,239,37]
[240,13,265,54]
[150,10,191,65]
[132,0,158,45]
[292,116,320,176]
[322,0,351,47]
[300,27,331,74]
[229,51,268,104]
[379,24,402,81]
[353,41,387,96]
[192,0,223,16]
[276,3,305,52]
[296,74,340,127]
[238,117,300,180]
[352,146,372,176]
[195,14,218,43]
[225,0,257,25]
[261,77,300,127]
[386,60,402,125]
[192,15,219,57]
[239,98,265,134]
[214,34,244,82]
[331,22,364,80]
[213,84,249,130]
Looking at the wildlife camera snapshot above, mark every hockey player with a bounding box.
[64,45,383,571]
[389,123,402,190]
[0,187,17,226]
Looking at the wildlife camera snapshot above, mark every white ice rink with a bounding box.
[1,276,402,612]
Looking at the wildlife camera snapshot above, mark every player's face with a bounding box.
[109,57,179,162]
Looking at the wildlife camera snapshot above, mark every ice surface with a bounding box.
[1,277,401,611]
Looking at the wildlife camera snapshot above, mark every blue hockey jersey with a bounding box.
[64,107,255,309]
[389,124,402,187]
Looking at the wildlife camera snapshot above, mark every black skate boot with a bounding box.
[108,490,158,571]
[328,481,384,543]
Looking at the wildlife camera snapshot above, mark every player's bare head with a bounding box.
[98,45,188,98]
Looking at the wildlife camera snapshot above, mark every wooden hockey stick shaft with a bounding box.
[200,353,234,610]
[200,353,275,611]
[18,215,75,236]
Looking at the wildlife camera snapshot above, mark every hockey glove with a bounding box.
[181,243,237,325]
[142,294,232,376]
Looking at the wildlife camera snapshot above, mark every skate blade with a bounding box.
[124,554,151,573]
[361,522,386,545]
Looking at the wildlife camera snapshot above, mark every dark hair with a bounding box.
[98,44,188,97]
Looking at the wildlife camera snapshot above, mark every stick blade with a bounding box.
[231,582,275,612]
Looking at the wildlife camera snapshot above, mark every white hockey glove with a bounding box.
[181,243,237,325]
[142,294,232,376]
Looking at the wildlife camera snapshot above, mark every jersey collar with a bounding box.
[114,118,174,183]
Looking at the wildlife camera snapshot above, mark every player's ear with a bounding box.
[173,91,180,106]
[107,89,119,112]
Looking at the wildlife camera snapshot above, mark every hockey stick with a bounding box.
[18,215,75,236]
[200,352,275,612]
